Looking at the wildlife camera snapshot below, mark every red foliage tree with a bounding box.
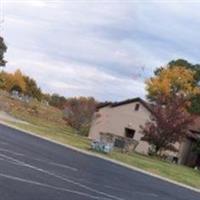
[63,97,97,135]
[141,95,194,155]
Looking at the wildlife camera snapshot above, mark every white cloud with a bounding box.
[6,0,47,7]
[28,1,47,7]
[3,0,200,101]
[5,45,146,101]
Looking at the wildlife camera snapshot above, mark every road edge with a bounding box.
[0,120,200,194]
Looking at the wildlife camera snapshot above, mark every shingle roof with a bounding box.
[96,97,154,113]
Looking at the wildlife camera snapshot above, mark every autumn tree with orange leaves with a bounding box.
[141,65,198,155]
[0,69,42,100]
[146,66,200,102]
[5,70,26,93]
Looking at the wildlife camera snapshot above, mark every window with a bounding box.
[125,128,135,138]
[114,138,125,148]
[135,103,140,111]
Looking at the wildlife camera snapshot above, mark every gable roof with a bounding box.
[96,102,112,109]
[97,97,153,113]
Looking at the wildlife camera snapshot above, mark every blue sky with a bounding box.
[1,0,200,101]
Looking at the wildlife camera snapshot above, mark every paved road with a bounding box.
[0,124,199,200]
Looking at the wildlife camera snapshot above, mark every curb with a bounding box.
[0,120,200,194]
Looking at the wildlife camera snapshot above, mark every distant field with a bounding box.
[0,91,200,189]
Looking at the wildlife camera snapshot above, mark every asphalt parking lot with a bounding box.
[0,123,199,200]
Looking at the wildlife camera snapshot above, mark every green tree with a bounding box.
[168,59,200,114]
[168,59,200,82]
[0,36,7,67]
[49,94,67,109]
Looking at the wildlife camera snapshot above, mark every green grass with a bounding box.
[1,91,200,189]
[8,120,90,150]
[5,118,200,189]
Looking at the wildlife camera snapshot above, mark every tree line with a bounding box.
[0,69,97,135]
[0,69,43,101]
[46,93,97,135]
[2,34,200,154]
[0,36,97,136]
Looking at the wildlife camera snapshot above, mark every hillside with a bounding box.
[0,90,90,149]
[0,90,66,126]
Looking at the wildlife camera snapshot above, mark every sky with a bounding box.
[1,0,200,101]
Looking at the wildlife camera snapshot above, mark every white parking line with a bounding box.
[0,153,124,200]
[0,148,24,156]
[48,161,78,171]
[0,152,158,198]
[29,158,78,172]
[0,173,111,200]
[0,148,78,172]
[68,176,158,198]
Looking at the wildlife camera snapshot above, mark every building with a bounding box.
[89,97,200,167]
[89,98,153,154]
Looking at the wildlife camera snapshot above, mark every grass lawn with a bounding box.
[7,120,90,150]
[4,118,200,190]
[2,91,199,188]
